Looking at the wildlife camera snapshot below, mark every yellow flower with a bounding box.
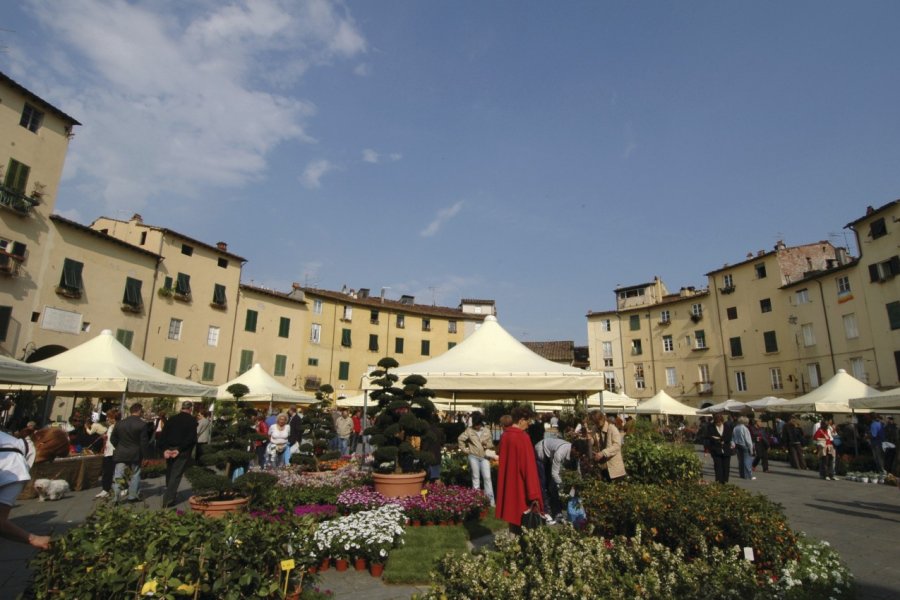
[141,579,158,595]
[176,583,195,595]
[134,564,145,572]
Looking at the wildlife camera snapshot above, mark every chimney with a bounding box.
[131,213,143,222]
[400,294,415,305]
[292,282,302,290]
[358,288,370,299]
[216,241,228,251]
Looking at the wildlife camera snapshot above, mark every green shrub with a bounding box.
[580,481,800,572]
[622,437,702,484]
[27,504,318,599]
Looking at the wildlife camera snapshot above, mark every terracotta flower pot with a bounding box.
[319,558,331,571]
[372,471,426,498]
[354,557,367,571]
[188,495,249,519]
[335,558,349,572]
[370,563,384,577]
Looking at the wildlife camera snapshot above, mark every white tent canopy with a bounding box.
[363,316,604,401]
[215,364,315,406]
[633,390,698,416]
[0,354,56,386]
[698,399,750,414]
[849,386,900,411]
[771,369,880,414]
[585,390,638,411]
[745,396,788,411]
[1,329,215,397]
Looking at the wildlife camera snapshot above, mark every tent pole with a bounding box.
[362,390,369,457]
[41,387,53,426]
[120,391,127,415]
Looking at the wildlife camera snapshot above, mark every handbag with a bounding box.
[566,496,587,529]
[520,500,544,530]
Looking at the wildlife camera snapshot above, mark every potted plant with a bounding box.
[185,385,267,516]
[365,357,439,497]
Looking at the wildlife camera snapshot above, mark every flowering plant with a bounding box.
[313,504,406,562]
[337,482,489,523]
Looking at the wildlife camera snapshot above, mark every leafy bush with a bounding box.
[27,505,318,599]
[622,437,702,484]
[580,480,800,573]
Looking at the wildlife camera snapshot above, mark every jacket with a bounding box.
[458,426,493,458]
[588,421,626,479]
[704,422,734,457]
[196,417,212,444]
[111,415,150,464]
[495,426,543,525]
[160,411,198,453]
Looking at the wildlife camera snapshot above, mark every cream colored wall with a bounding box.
[0,81,75,357]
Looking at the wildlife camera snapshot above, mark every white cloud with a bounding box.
[362,148,380,163]
[354,63,371,76]
[623,121,638,159]
[19,0,366,212]
[388,152,403,161]
[420,201,464,237]
[301,159,336,189]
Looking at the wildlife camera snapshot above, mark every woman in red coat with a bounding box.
[496,406,543,532]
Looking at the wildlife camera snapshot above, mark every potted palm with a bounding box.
[365,357,439,497]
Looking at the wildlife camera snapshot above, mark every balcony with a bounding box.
[719,285,736,294]
[690,313,703,323]
[0,185,40,215]
[0,253,23,276]
[697,381,714,395]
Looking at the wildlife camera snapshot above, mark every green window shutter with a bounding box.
[730,337,743,358]
[448,342,456,350]
[341,328,351,347]
[245,310,258,332]
[202,362,216,381]
[763,331,778,353]
[395,337,404,354]
[212,284,227,306]
[163,357,177,375]
[4,159,30,193]
[278,317,290,338]
[421,340,430,356]
[59,258,84,293]
[0,306,12,341]
[239,350,254,374]
[115,329,134,350]
[888,302,900,330]
[368,334,378,352]
[274,354,287,376]
[175,273,191,296]
[629,315,640,331]
[338,361,350,381]
[123,277,143,308]
[163,276,173,290]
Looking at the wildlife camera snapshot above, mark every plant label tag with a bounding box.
[281,559,295,571]
[743,547,754,562]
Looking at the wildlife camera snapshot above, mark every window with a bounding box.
[691,304,703,318]
[665,367,677,387]
[631,339,642,355]
[342,305,352,321]
[694,330,707,349]
[422,318,431,332]
[662,335,674,352]
[140,231,147,245]
[730,337,743,358]
[19,103,44,133]
[274,354,287,376]
[123,277,143,309]
[115,329,134,350]
[604,371,616,391]
[801,323,816,347]
[310,323,322,343]
[370,310,379,325]
[601,319,611,332]
[163,357,177,375]
[245,309,258,332]
[850,357,866,382]
[181,244,194,256]
[602,341,613,358]
[735,371,748,392]
[421,340,431,355]
[888,302,900,330]
[796,289,810,304]
[340,328,352,347]
[723,274,734,288]
[770,367,783,391]
[603,358,614,367]
[629,315,640,331]
[659,310,670,324]
[313,299,323,314]
[836,276,851,295]
[167,318,182,340]
[807,363,822,388]
[869,217,887,239]
[4,159,30,193]
[202,362,216,381]
[175,273,191,298]
[163,276,173,290]
[726,307,737,320]
[395,337,404,354]
[239,350,254,374]
[843,313,859,339]
[396,314,405,328]
[307,357,319,366]
[217,257,228,269]
[207,326,220,347]
[763,331,778,353]
[869,256,900,282]
[212,284,227,307]
[368,334,379,352]
[634,363,645,389]
[448,342,456,350]
[278,317,290,338]
[58,258,84,296]
[698,364,711,384]
[760,298,772,313]
[755,263,767,279]
[338,361,350,381]
[448,320,457,334]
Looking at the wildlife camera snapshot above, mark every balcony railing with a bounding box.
[0,185,40,215]
[697,381,714,395]
[0,253,23,276]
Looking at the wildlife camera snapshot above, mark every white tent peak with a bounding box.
[215,363,315,405]
[634,390,698,416]
[773,369,879,414]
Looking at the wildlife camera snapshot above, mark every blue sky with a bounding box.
[4,1,900,344]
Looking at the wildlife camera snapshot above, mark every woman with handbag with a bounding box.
[268,413,291,467]
[457,412,495,507]
[813,419,836,480]
[496,406,543,534]
[704,413,734,484]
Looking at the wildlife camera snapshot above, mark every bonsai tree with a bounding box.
[185,384,264,500]
[365,357,439,473]
[289,387,340,470]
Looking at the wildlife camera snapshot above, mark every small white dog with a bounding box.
[33,478,70,501]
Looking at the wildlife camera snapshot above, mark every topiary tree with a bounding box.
[365,357,439,473]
